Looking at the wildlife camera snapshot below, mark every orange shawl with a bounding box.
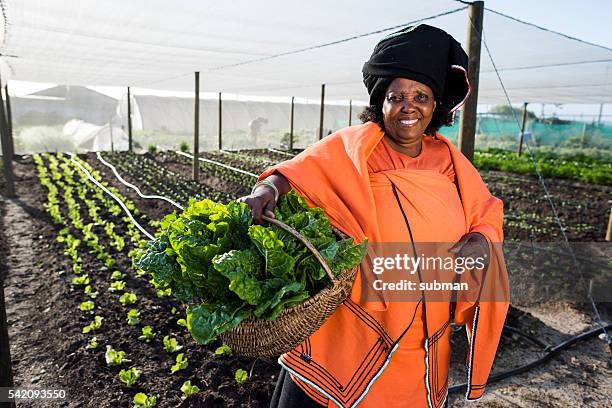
[260,122,509,407]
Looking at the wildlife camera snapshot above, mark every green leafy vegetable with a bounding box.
[180,380,200,400]
[105,345,130,367]
[138,326,156,343]
[163,336,182,353]
[215,344,233,356]
[235,368,248,384]
[133,393,156,408]
[82,315,104,334]
[134,192,366,345]
[119,292,137,306]
[119,367,141,387]
[127,309,141,326]
[170,353,188,373]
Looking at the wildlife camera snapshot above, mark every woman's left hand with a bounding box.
[449,232,490,269]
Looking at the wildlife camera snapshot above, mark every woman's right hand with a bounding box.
[237,185,278,224]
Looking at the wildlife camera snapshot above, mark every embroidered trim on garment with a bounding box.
[465,305,482,401]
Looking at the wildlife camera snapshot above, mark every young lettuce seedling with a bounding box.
[132,393,156,408]
[71,275,90,286]
[82,316,104,334]
[105,345,131,367]
[127,309,141,326]
[119,367,141,387]
[235,369,249,385]
[79,301,95,312]
[84,285,98,299]
[170,353,188,374]
[138,326,156,343]
[111,270,125,281]
[85,336,98,350]
[163,336,182,353]
[108,280,126,292]
[215,344,233,357]
[180,380,200,400]
[119,292,137,306]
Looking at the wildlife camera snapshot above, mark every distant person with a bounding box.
[248,117,268,147]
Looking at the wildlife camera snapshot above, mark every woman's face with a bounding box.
[382,78,436,145]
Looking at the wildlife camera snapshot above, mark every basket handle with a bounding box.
[262,215,338,285]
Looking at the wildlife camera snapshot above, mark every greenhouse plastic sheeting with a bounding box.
[2,0,611,104]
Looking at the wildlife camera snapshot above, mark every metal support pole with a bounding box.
[606,206,612,241]
[193,72,200,182]
[4,85,14,159]
[218,92,222,150]
[289,96,294,151]
[457,0,484,162]
[318,84,325,140]
[0,77,15,198]
[517,102,528,156]
[127,87,133,152]
[348,99,353,126]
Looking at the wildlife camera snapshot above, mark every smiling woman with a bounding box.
[242,24,508,408]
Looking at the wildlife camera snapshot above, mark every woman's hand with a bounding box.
[237,185,277,224]
[238,173,291,224]
[449,232,490,269]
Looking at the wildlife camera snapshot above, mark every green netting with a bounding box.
[438,115,612,151]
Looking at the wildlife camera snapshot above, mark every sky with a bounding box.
[484,0,612,49]
[8,0,612,120]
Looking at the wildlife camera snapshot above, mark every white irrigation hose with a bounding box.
[96,152,184,210]
[175,150,258,178]
[268,147,295,157]
[69,154,155,240]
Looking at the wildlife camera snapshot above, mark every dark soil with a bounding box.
[2,156,278,408]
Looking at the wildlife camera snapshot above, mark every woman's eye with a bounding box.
[388,95,403,103]
[415,93,429,102]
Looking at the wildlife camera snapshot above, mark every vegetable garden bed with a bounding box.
[1,150,610,408]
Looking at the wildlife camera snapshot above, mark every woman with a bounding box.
[240,24,509,408]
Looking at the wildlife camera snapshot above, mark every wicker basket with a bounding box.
[219,215,357,358]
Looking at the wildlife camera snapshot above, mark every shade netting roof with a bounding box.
[2,0,611,104]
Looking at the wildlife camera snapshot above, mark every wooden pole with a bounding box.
[606,206,612,241]
[193,72,200,182]
[0,77,15,198]
[348,99,353,126]
[0,281,15,407]
[218,92,222,150]
[4,85,14,159]
[127,87,133,152]
[457,0,484,162]
[109,116,115,152]
[318,84,325,140]
[597,103,603,125]
[289,96,294,151]
[517,102,528,156]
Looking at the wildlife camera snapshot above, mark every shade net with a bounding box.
[2,0,612,153]
[3,0,611,104]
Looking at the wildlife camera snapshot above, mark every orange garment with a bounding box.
[259,122,509,408]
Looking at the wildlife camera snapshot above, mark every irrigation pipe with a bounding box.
[268,148,296,158]
[96,152,184,210]
[448,322,612,394]
[69,154,155,240]
[175,150,258,178]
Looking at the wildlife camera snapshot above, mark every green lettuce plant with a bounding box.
[119,367,141,387]
[135,192,366,345]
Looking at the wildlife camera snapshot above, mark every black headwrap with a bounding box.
[362,24,470,112]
